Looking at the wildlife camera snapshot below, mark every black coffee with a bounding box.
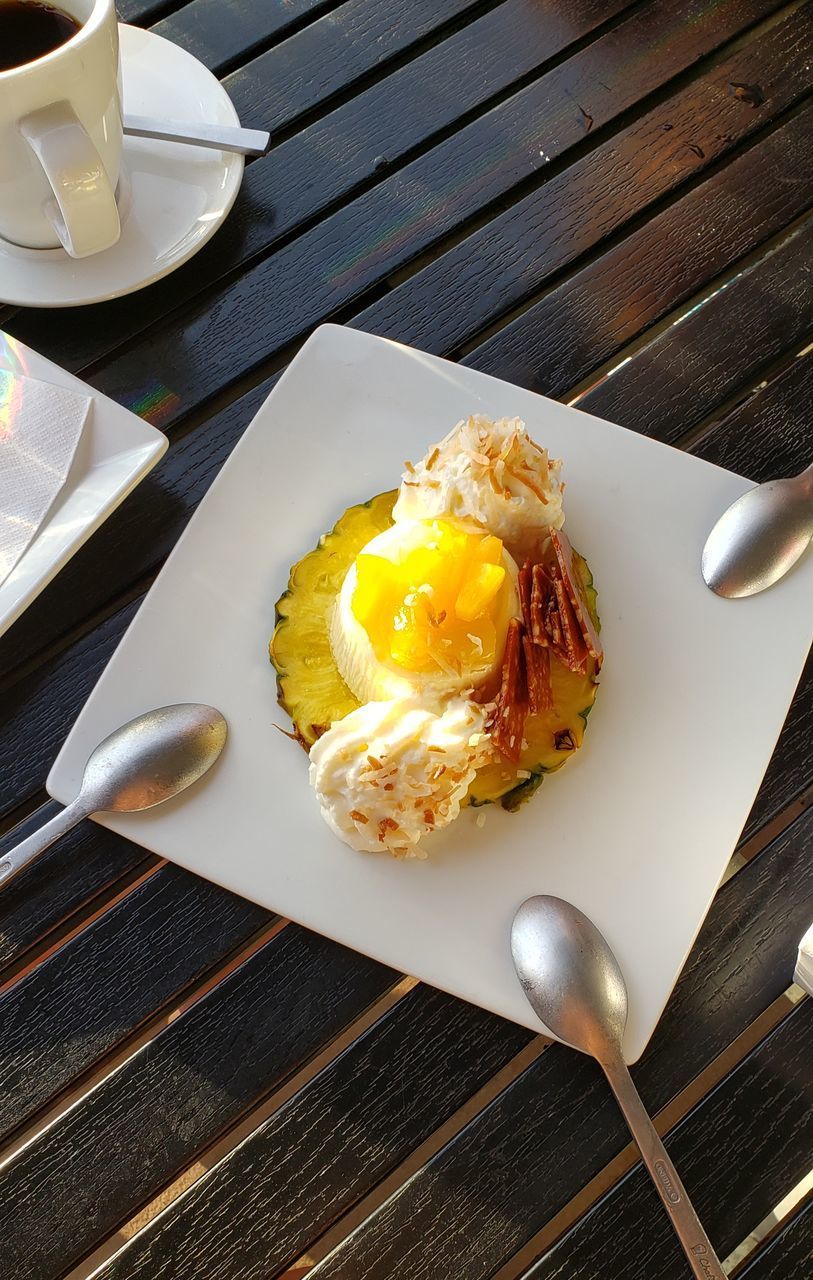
[0,0,80,72]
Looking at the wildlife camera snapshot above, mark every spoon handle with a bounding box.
[602,1056,725,1279]
[0,799,92,889]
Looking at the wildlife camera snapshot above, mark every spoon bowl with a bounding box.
[0,704,227,888]
[702,464,813,598]
[81,703,228,813]
[511,894,627,1062]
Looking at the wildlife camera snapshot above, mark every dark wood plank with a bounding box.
[153,0,339,73]
[0,864,269,1142]
[118,0,182,24]
[737,1198,813,1279]
[7,0,643,373]
[743,651,811,841]
[57,2,812,420]
[477,217,813,437]
[296,809,813,1280]
[13,805,812,1280]
[0,804,154,970]
[0,597,141,823]
[220,0,495,127]
[524,1000,813,1278]
[692,348,813,480]
[0,985,526,1280]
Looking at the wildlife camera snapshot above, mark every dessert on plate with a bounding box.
[270,414,602,858]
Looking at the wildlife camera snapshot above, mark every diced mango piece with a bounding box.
[474,535,503,565]
[455,563,505,621]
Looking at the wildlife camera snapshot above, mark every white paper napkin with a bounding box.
[794,921,813,997]
[0,370,92,585]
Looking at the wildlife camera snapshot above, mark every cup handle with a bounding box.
[19,100,120,258]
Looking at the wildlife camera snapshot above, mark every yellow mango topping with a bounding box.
[352,519,511,675]
[455,563,506,622]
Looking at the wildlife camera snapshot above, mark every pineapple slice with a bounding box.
[269,491,600,809]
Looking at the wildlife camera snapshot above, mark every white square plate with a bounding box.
[0,332,167,639]
[47,326,813,1060]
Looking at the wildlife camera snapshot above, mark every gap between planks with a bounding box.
[673,332,813,455]
[0,910,285,1172]
[563,209,813,406]
[385,0,808,295]
[728,1181,813,1275]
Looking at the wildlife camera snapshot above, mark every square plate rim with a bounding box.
[46,324,813,1061]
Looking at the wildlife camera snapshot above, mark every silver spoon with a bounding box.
[0,704,227,889]
[512,896,725,1280]
[122,114,270,157]
[701,463,813,598]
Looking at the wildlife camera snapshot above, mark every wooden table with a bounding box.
[1,2,811,1277]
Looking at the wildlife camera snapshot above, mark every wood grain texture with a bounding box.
[6,0,643,373]
[737,1198,813,1278]
[473,215,813,424]
[297,809,813,1280]
[692,348,813,480]
[153,0,339,73]
[523,1001,813,1278]
[0,803,154,971]
[40,805,813,1280]
[118,0,182,24]
[1,985,525,1280]
[570,220,813,442]
[742,651,811,841]
[78,5,812,424]
[0,597,141,823]
[0,863,269,1143]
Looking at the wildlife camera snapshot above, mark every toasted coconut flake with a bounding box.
[505,463,549,503]
[426,447,440,470]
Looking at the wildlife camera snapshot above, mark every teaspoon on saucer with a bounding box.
[123,114,270,156]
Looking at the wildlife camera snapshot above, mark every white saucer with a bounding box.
[0,26,244,308]
[0,331,166,637]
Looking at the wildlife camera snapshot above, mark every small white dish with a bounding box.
[47,326,813,1061]
[0,25,244,308]
[0,332,166,638]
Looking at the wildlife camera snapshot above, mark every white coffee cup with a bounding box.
[0,0,122,258]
